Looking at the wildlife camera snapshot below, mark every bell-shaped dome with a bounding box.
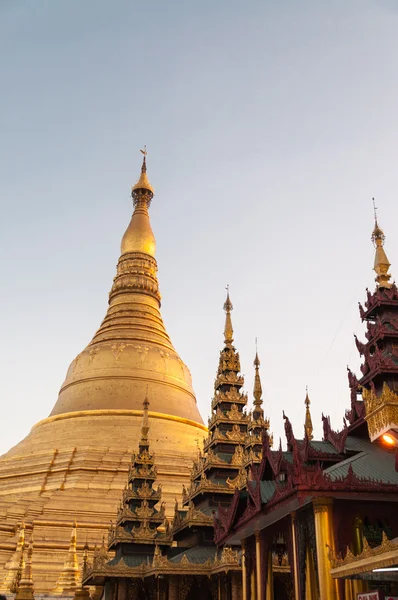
[50,156,203,425]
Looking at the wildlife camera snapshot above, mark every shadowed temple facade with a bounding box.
[1,158,398,600]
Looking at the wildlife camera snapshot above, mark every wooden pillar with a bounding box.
[117,580,127,600]
[168,576,178,600]
[265,551,273,600]
[313,498,339,600]
[255,531,262,600]
[250,569,256,600]
[305,545,317,600]
[231,572,241,600]
[242,539,248,600]
[290,512,300,600]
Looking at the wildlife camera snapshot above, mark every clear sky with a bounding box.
[0,0,398,456]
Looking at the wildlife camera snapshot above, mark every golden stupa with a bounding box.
[0,153,206,592]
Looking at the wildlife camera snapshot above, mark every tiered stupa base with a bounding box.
[0,412,205,593]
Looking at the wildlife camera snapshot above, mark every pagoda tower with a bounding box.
[0,154,206,592]
[107,397,171,557]
[351,214,398,440]
[172,291,249,550]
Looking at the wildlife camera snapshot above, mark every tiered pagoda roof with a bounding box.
[174,290,250,546]
[108,396,171,550]
[349,216,398,440]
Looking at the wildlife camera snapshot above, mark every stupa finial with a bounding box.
[371,199,392,289]
[304,386,313,441]
[223,286,234,345]
[132,146,154,196]
[253,341,263,416]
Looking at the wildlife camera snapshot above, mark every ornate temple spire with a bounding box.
[15,539,34,600]
[53,521,79,595]
[50,150,204,426]
[131,147,154,196]
[223,287,234,345]
[371,199,392,289]
[108,396,170,551]
[304,387,313,441]
[0,520,26,593]
[245,346,271,460]
[253,346,264,421]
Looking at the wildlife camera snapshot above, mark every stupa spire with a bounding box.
[15,539,34,600]
[223,287,234,345]
[304,387,313,440]
[49,152,204,426]
[371,199,392,289]
[253,343,264,421]
[53,521,79,595]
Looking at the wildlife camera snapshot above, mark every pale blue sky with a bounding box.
[1,0,398,455]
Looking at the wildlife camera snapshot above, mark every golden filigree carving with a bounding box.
[329,531,397,570]
[363,382,398,440]
[226,424,246,442]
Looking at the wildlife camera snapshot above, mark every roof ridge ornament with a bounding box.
[304,386,314,441]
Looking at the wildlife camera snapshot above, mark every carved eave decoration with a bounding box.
[172,502,213,535]
[123,484,161,503]
[363,381,398,441]
[84,546,240,585]
[211,388,248,410]
[186,473,235,502]
[321,414,349,453]
[191,450,229,478]
[226,467,248,489]
[329,532,398,578]
[359,284,398,320]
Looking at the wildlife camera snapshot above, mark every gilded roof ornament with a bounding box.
[304,387,314,441]
[253,344,263,413]
[371,199,392,289]
[223,287,234,345]
[132,146,155,196]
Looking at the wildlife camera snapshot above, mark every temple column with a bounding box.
[255,531,262,600]
[266,551,273,600]
[313,498,339,600]
[117,580,127,600]
[231,572,241,600]
[305,545,317,600]
[242,540,247,600]
[168,576,178,600]
[250,569,256,600]
[290,512,300,600]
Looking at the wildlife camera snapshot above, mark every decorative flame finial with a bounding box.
[304,386,313,441]
[371,199,392,289]
[132,147,154,197]
[223,286,234,345]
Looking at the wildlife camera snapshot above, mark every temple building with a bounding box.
[0,155,206,593]
[1,152,398,599]
[214,216,398,600]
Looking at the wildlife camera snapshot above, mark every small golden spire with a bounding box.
[132,146,154,195]
[253,342,263,414]
[371,199,392,289]
[304,386,313,441]
[223,286,234,345]
[15,538,34,600]
[140,393,150,443]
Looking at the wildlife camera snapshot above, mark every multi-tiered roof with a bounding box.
[108,396,171,553]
